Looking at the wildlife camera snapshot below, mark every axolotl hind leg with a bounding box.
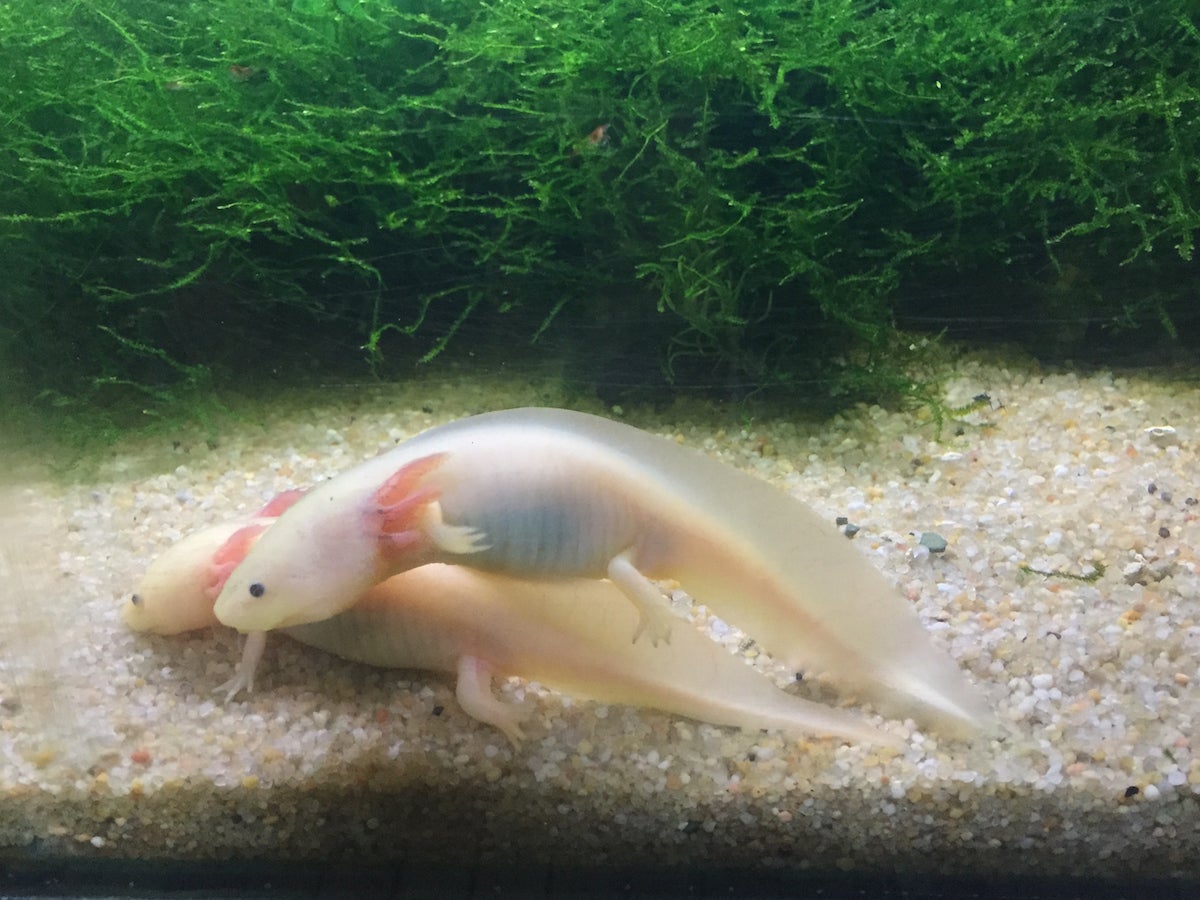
[454,654,530,747]
[607,550,675,647]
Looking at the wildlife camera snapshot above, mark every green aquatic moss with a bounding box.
[0,0,1197,422]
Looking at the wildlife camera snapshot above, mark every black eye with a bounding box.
[249,583,265,598]
[130,594,143,607]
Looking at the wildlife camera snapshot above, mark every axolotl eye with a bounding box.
[130,593,143,607]
[249,582,265,598]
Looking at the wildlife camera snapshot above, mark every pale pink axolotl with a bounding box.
[212,407,993,738]
[124,515,899,746]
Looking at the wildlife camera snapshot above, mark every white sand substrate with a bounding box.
[0,354,1197,877]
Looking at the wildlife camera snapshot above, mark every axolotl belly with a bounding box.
[212,407,993,738]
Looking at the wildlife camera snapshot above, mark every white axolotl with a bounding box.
[212,407,993,738]
[124,515,900,747]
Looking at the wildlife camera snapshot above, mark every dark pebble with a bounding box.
[918,531,949,553]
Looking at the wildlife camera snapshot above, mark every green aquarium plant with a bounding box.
[0,0,1196,424]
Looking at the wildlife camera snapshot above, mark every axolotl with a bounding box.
[124,515,899,746]
[213,407,992,738]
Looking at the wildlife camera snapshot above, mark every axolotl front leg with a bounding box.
[376,454,677,647]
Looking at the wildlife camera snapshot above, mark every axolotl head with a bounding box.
[122,520,252,635]
[212,483,388,633]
